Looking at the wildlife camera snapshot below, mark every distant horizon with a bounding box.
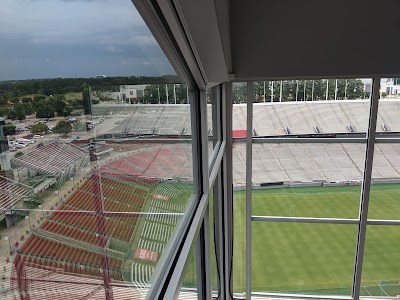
[0,74,179,83]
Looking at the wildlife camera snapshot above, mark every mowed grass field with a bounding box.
[233,184,400,296]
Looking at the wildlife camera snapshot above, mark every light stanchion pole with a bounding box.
[4,237,11,253]
[25,216,31,230]
[311,80,315,101]
[326,79,329,100]
[335,79,338,100]
[38,204,43,218]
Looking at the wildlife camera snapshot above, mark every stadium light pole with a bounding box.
[173,84,177,104]
[4,237,11,253]
[25,216,31,230]
[335,79,338,100]
[263,81,266,103]
[303,80,306,101]
[295,80,299,101]
[157,85,161,104]
[270,81,274,102]
[345,79,348,99]
[38,204,43,218]
[279,81,283,102]
[311,80,315,101]
[325,79,329,100]
[166,84,169,104]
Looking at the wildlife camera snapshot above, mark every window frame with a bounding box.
[242,78,400,300]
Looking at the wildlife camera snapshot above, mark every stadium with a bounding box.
[0,99,399,299]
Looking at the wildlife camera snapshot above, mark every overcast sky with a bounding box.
[0,0,175,81]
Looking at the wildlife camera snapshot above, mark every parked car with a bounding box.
[14,143,26,148]
[17,138,35,144]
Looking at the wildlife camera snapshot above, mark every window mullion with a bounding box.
[246,81,254,299]
[352,77,380,300]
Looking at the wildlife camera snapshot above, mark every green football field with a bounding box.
[231,184,400,296]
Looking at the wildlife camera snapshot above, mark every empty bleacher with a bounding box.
[12,142,89,176]
[94,100,400,137]
[101,145,192,181]
[235,143,400,184]
[14,169,153,291]
[133,198,184,284]
[0,179,32,215]
[19,235,123,280]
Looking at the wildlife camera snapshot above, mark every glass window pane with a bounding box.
[368,143,400,220]
[249,143,365,218]
[252,222,358,295]
[181,242,197,295]
[232,82,247,294]
[376,78,400,133]
[361,225,400,297]
[0,0,193,298]
[233,189,246,294]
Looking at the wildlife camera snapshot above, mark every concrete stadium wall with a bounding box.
[233,178,400,191]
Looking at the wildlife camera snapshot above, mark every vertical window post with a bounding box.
[352,77,380,300]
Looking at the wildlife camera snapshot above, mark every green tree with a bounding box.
[0,107,8,117]
[143,85,160,104]
[52,95,67,116]
[52,120,72,137]
[8,102,27,121]
[62,106,73,117]
[33,95,46,102]
[35,99,55,119]
[21,97,32,103]
[15,152,24,158]
[71,99,83,108]
[31,123,48,134]
[22,102,34,115]
[232,82,246,104]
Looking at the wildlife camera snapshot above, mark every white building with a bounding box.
[119,84,147,103]
[385,78,400,96]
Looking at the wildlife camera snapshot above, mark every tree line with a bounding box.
[0,94,78,122]
[0,75,181,100]
[232,79,366,103]
[140,84,189,104]
[141,79,367,104]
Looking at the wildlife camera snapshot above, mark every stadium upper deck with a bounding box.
[92,100,400,136]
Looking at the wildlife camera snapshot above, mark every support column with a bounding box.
[14,254,29,300]
[246,81,253,299]
[92,173,113,300]
[214,82,233,300]
[352,77,380,300]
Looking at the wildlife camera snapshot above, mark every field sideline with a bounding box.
[233,184,400,296]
